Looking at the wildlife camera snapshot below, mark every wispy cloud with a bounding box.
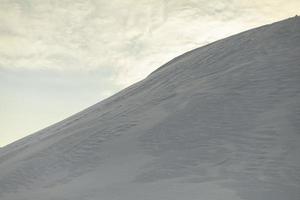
[1,0,298,84]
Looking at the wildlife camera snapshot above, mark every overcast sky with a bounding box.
[1,0,299,147]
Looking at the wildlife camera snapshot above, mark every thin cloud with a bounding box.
[0,0,298,85]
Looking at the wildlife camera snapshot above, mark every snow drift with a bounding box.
[0,17,300,200]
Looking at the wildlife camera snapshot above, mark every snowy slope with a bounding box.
[0,17,300,200]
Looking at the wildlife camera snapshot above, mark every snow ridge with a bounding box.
[0,17,300,200]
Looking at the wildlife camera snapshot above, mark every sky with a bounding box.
[1,0,299,147]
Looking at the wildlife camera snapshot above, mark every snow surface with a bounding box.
[0,17,300,200]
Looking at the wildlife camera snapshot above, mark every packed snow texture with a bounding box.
[0,17,300,200]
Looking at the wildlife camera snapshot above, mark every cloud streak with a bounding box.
[1,0,298,84]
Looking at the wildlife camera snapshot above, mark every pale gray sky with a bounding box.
[1,0,299,146]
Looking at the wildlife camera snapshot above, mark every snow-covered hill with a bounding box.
[0,17,300,200]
